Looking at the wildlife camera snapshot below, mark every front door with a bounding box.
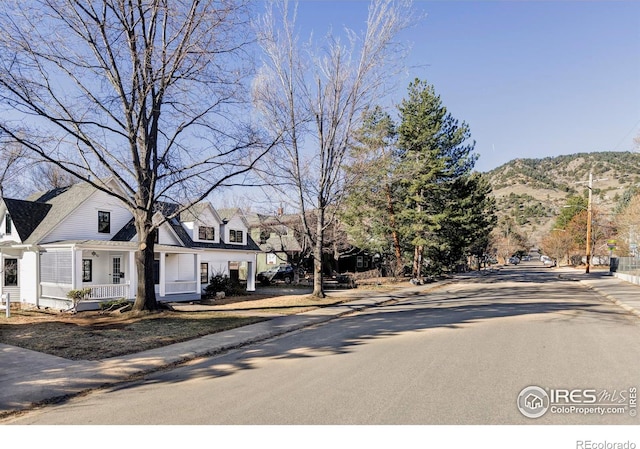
[112,256,122,284]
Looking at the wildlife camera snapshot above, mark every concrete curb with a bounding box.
[580,282,640,319]
[557,269,640,320]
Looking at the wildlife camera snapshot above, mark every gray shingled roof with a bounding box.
[3,182,261,252]
[111,202,261,252]
[24,183,96,244]
[1,198,52,242]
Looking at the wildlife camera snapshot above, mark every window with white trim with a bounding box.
[229,229,243,243]
[4,258,18,286]
[82,259,92,282]
[198,226,215,241]
[98,211,110,233]
[200,263,209,284]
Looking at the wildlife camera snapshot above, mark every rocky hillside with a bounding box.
[484,151,640,246]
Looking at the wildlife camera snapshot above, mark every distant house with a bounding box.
[244,210,377,276]
[0,179,260,311]
[244,211,305,274]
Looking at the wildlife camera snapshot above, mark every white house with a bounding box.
[0,179,260,311]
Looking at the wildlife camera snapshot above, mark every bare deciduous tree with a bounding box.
[0,0,277,311]
[30,162,79,192]
[252,0,413,297]
[0,140,30,198]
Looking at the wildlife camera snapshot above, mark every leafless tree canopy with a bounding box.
[0,0,276,310]
[0,140,31,197]
[252,0,413,296]
[0,0,268,209]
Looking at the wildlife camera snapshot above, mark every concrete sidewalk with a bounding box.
[556,266,640,319]
[1,268,639,419]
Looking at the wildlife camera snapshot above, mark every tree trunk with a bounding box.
[385,185,403,271]
[412,244,423,279]
[133,218,158,311]
[312,208,325,298]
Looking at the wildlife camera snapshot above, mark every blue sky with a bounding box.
[290,0,640,173]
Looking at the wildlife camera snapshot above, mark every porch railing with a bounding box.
[88,282,131,300]
[41,282,131,300]
[42,280,195,300]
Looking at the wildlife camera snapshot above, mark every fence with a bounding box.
[612,257,640,286]
[615,257,640,275]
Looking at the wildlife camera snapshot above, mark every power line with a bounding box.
[612,118,640,152]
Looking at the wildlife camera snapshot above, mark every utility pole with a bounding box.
[577,171,606,274]
[586,172,593,274]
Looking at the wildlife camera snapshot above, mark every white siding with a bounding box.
[43,190,132,243]
[165,254,197,281]
[157,224,182,246]
[193,207,221,244]
[201,250,256,270]
[224,216,247,245]
[0,210,21,243]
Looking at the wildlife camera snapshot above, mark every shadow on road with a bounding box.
[107,266,634,391]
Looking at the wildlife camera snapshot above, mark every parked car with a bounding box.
[257,265,295,285]
[508,256,520,265]
[540,255,555,266]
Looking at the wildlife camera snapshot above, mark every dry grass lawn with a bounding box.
[0,285,401,361]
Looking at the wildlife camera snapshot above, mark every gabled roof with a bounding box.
[180,202,223,224]
[260,233,303,253]
[218,207,251,228]
[1,180,262,252]
[1,198,52,242]
[23,182,99,244]
[112,201,261,252]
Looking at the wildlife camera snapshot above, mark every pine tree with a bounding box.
[397,79,478,277]
[342,106,405,274]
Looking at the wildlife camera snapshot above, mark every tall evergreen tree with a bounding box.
[341,106,405,274]
[397,79,478,277]
[428,173,496,272]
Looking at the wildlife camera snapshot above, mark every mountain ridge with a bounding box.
[483,151,640,246]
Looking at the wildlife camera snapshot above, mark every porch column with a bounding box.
[128,250,136,300]
[246,258,255,292]
[195,253,202,295]
[159,252,166,297]
[72,248,83,290]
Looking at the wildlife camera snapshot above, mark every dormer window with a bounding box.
[98,211,111,233]
[5,213,11,235]
[229,229,243,244]
[198,226,215,241]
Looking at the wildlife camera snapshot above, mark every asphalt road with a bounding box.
[8,264,640,425]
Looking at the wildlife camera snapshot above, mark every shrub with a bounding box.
[203,272,245,298]
[66,287,92,312]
